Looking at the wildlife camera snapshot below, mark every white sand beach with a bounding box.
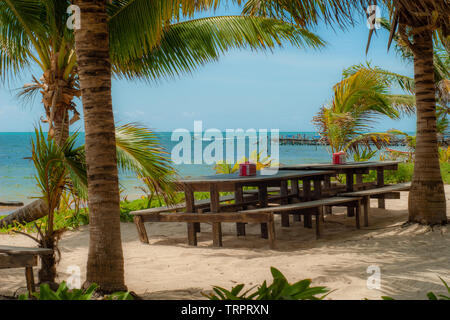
[1,186,450,300]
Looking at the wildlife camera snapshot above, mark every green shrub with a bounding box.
[18,281,133,300]
[203,267,330,300]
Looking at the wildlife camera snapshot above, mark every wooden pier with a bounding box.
[279,134,450,147]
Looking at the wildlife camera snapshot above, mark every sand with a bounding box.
[1,186,450,300]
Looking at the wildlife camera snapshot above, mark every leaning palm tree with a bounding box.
[0,123,176,229]
[313,68,405,156]
[244,0,449,225]
[0,0,325,144]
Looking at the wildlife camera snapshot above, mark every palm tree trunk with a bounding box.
[74,0,127,292]
[408,29,447,225]
[0,200,48,228]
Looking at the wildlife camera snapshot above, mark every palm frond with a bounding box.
[114,124,179,203]
[108,0,223,64]
[112,15,325,81]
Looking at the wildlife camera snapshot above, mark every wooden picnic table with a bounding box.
[280,161,401,215]
[178,169,336,244]
[0,245,53,294]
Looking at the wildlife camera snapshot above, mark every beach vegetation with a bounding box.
[18,281,133,300]
[203,267,330,300]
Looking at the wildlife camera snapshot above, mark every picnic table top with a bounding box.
[178,169,336,184]
[0,245,53,256]
[280,161,401,171]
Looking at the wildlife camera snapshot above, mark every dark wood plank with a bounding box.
[133,215,149,244]
[346,171,355,217]
[184,184,197,246]
[280,180,290,227]
[377,167,386,209]
[234,185,246,236]
[0,254,37,268]
[210,184,222,247]
[25,266,35,294]
[0,246,52,256]
[339,183,411,197]
[239,197,362,214]
[258,185,269,239]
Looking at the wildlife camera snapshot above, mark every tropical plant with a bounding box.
[18,281,133,300]
[0,124,177,227]
[203,267,330,300]
[353,148,377,162]
[313,68,402,157]
[214,150,277,174]
[244,0,449,224]
[13,128,87,284]
[439,146,450,163]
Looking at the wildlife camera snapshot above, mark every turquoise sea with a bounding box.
[0,131,388,204]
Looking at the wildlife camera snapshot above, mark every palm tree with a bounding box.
[244,0,449,225]
[0,124,176,228]
[312,67,405,156]
[0,0,325,144]
[72,0,126,293]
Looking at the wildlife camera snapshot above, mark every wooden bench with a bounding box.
[0,245,53,295]
[131,211,276,249]
[131,194,259,244]
[238,197,364,239]
[339,182,411,226]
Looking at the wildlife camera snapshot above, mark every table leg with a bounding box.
[346,172,355,217]
[280,180,290,227]
[377,168,385,209]
[210,184,222,247]
[303,179,312,228]
[184,184,197,246]
[25,266,35,295]
[291,179,301,221]
[234,185,246,236]
[258,185,269,239]
[323,175,332,215]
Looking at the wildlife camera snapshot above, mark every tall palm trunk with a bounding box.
[408,28,447,225]
[74,0,126,292]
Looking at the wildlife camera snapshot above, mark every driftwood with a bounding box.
[0,200,48,229]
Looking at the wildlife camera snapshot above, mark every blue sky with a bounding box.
[0,4,416,133]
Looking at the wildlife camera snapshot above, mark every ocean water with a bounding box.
[0,131,357,204]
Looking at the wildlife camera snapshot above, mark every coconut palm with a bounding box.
[244,0,449,225]
[0,123,176,228]
[18,128,87,285]
[0,0,325,144]
[313,67,407,156]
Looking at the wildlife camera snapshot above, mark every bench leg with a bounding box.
[133,216,149,244]
[212,223,223,247]
[194,223,201,233]
[355,201,361,229]
[315,207,324,240]
[281,213,290,227]
[363,196,370,227]
[260,223,268,239]
[236,223,246,236]
[303,212,312,229]
[187,223,197,246]
[347,206,355,217]
[267,217,276,249]
[25,266,35,295]
[378,196,386,209]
